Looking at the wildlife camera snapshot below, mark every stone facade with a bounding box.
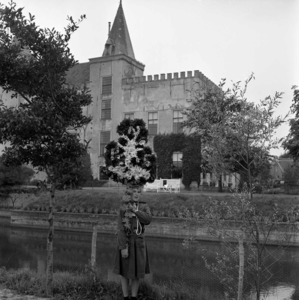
[65,2,218,179]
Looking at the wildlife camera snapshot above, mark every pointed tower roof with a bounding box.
[102,1,135,58]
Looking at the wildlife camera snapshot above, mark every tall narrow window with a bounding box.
[100,131,110,156]
[148,112,158,135]
[173,111,183,133]
[101,99,111,119]
[172,151,183,178]
[102,76,112,95]
[124,112,134,119]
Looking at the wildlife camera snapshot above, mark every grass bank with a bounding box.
[0,267,223,300]
[21,189,299,218]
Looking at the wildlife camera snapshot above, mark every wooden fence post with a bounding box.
[91,225,98,272]
[237,230,244,300]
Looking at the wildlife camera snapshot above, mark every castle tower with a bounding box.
[88,1,145,178]
[102,0,135,58]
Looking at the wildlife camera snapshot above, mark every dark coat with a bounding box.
[113,207,152,279]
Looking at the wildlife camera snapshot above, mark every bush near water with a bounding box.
[0,267,218,300]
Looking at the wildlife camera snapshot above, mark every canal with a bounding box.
[0,217,298,299]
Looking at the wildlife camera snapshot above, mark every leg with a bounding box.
[131,278,140,297]
[120,276,129,298]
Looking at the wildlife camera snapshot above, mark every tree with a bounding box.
[183,76,294,299]
[186,189,297,300]
[0,155,34,207]
[57,150,93,189]
[184,74,287,197]
[284,86,299,160]
[0,2,91,295]
[0,155,34,187]
[183,78,241,191]
[283,163,299,186]
[279,152,291,159]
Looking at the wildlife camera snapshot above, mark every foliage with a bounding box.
[183,75,292,299]
[183,189,298,299]
[183,77,239,191]
[23,188,299,219]
[81,178,107,188]
[0,1,91,183]
[283,163,299,185]
[154,133,186,178]
[284,86,299,160]
[0,1,91,295]
[57,151,93,189]
[253,159,272,191]
[279,152,291,159]
[0,156,34,186]
[182,135,201,189]
[0,267,202,300]
[184,74,287,196]
[103,119,156,186]
[153,133,201,189]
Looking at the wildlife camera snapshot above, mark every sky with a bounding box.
[5,0,299,156]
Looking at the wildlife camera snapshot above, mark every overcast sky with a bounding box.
[7,0,299,156]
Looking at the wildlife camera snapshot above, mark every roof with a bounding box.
[102,2,135,58]
[277,159,293,172]
[65,62,90,87]
[270,158,293,179]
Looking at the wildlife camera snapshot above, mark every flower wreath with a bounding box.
[103,119,156,186]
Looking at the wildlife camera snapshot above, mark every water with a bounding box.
[0,217,299,299]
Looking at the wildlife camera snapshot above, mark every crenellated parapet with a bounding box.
[122,69,217,89]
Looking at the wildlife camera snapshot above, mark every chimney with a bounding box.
[108,22,111,36]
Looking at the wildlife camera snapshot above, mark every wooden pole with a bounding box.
[237,230,244,300]
[46,182,55,297]
[91,225,98,272]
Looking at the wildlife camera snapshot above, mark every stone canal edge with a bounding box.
[1,210,299,246]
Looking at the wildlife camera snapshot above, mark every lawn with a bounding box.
[20,188,299,218]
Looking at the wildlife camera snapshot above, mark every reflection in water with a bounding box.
[0,217,298,299]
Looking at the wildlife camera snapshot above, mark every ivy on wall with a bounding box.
[153,133,201,189]
[182,135,201,189]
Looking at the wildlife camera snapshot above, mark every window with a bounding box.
[172,151,183,178]
[101,99,111,119]
[124,112,134,119]
[100,131,110,156]
[148,112,158,135]
[173,111,183,133]
[172,152,183,168]
[102,76,112,95]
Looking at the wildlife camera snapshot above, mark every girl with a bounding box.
[113,186,152,300]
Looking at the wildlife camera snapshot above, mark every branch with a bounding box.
[47,68,68,116]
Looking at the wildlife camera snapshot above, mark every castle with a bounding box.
[0,2,240,189]
[65,1,218,181]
